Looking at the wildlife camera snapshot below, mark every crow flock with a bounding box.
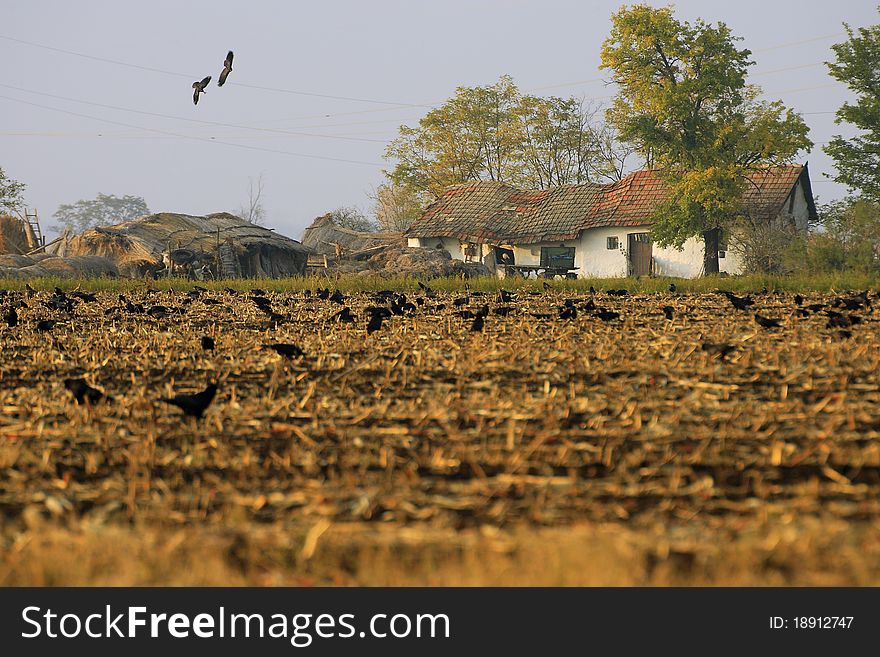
[1,282,876,421]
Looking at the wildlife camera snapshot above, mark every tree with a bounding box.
[238,174,267,226]
[52,194,149,234]
[824,8,880,201]
[385,75,629,198]
[370,181,426,232]
[802,198,880,272]
[0,167,26,215]
[600,4,812,274]
[328,206,377,232]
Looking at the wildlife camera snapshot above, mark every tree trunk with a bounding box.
[703,227,720,275]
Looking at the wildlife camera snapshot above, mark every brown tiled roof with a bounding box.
[407,165,814,244]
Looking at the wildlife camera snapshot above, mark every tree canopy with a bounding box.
[52,194,150,234]
[600,4,811,273]
[385,75,630,198]
[824,8,880,201]
[0,167,26,215]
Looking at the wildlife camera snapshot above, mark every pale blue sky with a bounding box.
[2,0,876,239]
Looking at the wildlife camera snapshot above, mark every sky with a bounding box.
[2,0,876,240]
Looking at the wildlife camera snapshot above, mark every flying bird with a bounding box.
[192,76,212,105]
[161,383,218,419]
[218,51,234,86]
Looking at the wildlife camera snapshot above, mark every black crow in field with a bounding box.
[415,297,425,306]
[543,282,552,291]
[498,289,514,303]
[794,294,804,306]
[595,310,620,322]
[3,306,17,327]
[365,306,392,319]
[669,283,677,293]
[201,298,222,306]
[559,305,577,320]
[662,305,674,320]
[805,303,826,313]
[580,299,596,312]
[25,283,36,297]
[250,288,265,296]
[470,314,485,332]
[334,307,355,323]
[589,286,596,295]
[455,310,476,319]
[192,76,212,105]
[702,342,736,360]
[795,308,810,317]
[218,50,234,86]
[754,314,782,329]
[494,306,514,316]
[64,378,109,405]
[530,312,553,319]
[367,313,384,334]
[161,383,217,419]
[329,289,345,304]
[476,303,490,318]
[724,293,753,311]
[264,343,305,359]
[200,335,215,351]
[147,305,168,319]
[839,296,868,311]
[453,296,469,307]
[36,319,57,331]
[838,329,853,339]
[71,291,97,303]
[608,289,629,297]
[316,288,330,300]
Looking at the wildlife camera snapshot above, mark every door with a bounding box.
[628,233,652,276]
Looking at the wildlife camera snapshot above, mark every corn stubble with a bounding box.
[2,283,880,585]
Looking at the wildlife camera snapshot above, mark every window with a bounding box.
[606,236,619,250]
[540,246,575,269]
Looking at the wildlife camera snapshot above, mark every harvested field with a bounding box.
[2,278,880,585]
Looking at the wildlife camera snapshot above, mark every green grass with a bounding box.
[1,271,878,294]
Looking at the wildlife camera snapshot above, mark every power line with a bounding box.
[0,94,385,167]
[0,33,433,108]
[0,82,390,143]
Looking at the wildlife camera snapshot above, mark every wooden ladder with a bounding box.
[218,241,240,279]
[22,209,45,250]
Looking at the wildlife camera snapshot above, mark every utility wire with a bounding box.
[0,94,385,167]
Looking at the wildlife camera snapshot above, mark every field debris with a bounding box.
[2,282,880,584]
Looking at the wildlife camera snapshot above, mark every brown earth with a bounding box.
[1,285,880,585]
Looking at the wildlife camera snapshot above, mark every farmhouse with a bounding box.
[406,164,817,278]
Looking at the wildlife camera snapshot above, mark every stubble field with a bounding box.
[2,277,880,585]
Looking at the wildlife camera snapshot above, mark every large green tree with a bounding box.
[0,166,26,215]
[52,193,149,234]
[385,75,629,198]
[825,8,880,201]
[600,4,812,274]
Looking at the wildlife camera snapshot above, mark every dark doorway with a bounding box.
[493,246,515,266]
[628,233,652,276]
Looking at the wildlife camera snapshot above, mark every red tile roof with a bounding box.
[407,165,814,244]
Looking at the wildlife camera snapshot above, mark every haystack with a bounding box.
[0,215,28,255]
[302,213,400,256]
[51,212,310,278]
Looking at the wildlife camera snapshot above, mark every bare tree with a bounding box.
[238,174,266,226]
[329,206,377,232]
[370,181,426,232]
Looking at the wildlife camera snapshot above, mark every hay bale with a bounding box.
[0,215,28,254]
